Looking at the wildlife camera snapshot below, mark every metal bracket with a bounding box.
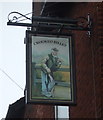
[87,13,92,37]
[7,11,92,37]
[8,11,32,23]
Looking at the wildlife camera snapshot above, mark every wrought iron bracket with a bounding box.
[8,11,32,22]
[7,11,92,37]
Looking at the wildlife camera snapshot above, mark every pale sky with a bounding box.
[0,2,32,119]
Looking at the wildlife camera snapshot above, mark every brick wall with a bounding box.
[24,104,55,118]
[69,2,103,118]
[98,2,103,118]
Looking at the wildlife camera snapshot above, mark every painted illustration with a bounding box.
[31,36,72,102]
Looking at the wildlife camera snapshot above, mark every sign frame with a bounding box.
[25,30,76,106]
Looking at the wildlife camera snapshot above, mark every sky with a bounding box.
[0,2,32,119]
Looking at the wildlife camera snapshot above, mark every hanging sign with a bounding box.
[26,30,76,105]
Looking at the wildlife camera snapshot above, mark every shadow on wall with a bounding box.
[5,97,25,119]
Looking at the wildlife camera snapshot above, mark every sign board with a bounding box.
[26,30,76,105]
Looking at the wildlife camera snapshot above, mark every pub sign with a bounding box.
[26,30,76,105]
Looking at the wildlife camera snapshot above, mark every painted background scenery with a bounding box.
[31,36,72,101]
